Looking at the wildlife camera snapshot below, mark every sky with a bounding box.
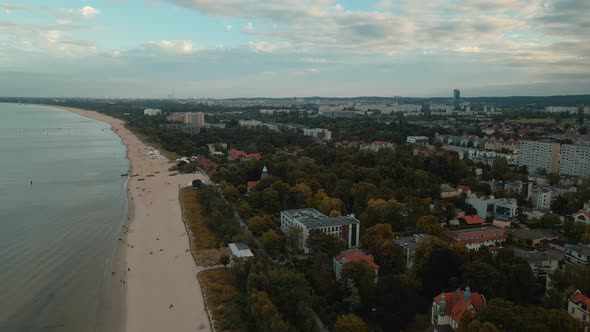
[0,0,589,98]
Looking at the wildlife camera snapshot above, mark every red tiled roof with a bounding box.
[570,291,590,309]
[229,149,247,159]
[434,290,486,322]
[335,249,380,270]
[457,185,471,192]
[247,153,262,159]
[575,210,590,219]
[197,157,218,170]
[247,181,259,189]
[462,215,483,225]
[373,140,390,146]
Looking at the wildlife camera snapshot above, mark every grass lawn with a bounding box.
[180,187,226,266]
[199,268,245,332]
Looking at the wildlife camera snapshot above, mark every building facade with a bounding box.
[518,141,561,174]
[565,245,590,265]
[280,209,360,254]
[431,287,486,330]
[303,128,332,141]
[444,225,507,250]
[568,290,590,329]
[394,233,431,270]
[143,108,161,116]
[560,144,590,178]
[184,112,205,127]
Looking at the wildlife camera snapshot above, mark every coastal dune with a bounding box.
[55,107,211,332]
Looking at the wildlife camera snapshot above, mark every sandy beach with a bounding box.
[54,107,211,332]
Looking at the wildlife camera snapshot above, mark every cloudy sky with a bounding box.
[0,0,588,98]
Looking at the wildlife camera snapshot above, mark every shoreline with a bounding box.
[48,106,212,332]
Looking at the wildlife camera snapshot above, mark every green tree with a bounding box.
[222,184,241,202]
[260,230,284,257]
[334,314,369,332]
[306,229,346,258]
[238,200,253,218]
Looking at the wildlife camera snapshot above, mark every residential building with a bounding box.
[280,209,360,254]
[431,287,486,330]
[444,225,507,250]
[369,141,395,152]
[333,249,379,283]
[466,197,517,220]
[484,140,519,151]
[238,119,263,127]
[560,144,590,177]
[568,290,590,328]
[207,143,227,156]
[518,141,561,174]
[394,233,431,270]
[565,244,590,265]
[574,210,590,224]
[514,249,562,279]
[320,110,355,118]
[184,112,205,127]
[508,229,559,248]
[531,186,553,210]
[303,128,332,141]
[546,106,580,114]
[493,198,518,220]
[228,243,254,260]
[406,136,429,145]
[143,108,161,116]
[440,184,459,199]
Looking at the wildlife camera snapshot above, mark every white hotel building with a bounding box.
[280,209,360,254]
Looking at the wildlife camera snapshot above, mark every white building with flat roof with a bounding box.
[280,209,360,254]
[144,108,161,116]
[303,128,332,141]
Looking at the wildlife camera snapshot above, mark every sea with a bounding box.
[0,103,129,332]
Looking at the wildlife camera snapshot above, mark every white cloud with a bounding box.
[244,21,254,33]
[148,40,197,54]
[0,2,28,10]
[80,6,100,18]
[112,50,121,57]
[300,57,327,63]
[224,24,232,31]
[248,40,291,53]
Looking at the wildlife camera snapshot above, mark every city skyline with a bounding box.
[1,0,589,98]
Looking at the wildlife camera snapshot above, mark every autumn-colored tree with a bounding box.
[334,314,369,332]
[260,230,284,257]
[416,215,444,236]
[249,290,293,332]
[363,223,404,273]
[249,215,275,236]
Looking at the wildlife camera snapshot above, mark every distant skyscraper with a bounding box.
[453,89,460,101]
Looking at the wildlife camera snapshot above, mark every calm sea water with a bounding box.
[0,104,128,332]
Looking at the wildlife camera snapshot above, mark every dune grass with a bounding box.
[199,268,245,332]
[180,187,226,266]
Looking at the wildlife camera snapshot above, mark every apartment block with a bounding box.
[518,141,560,174]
